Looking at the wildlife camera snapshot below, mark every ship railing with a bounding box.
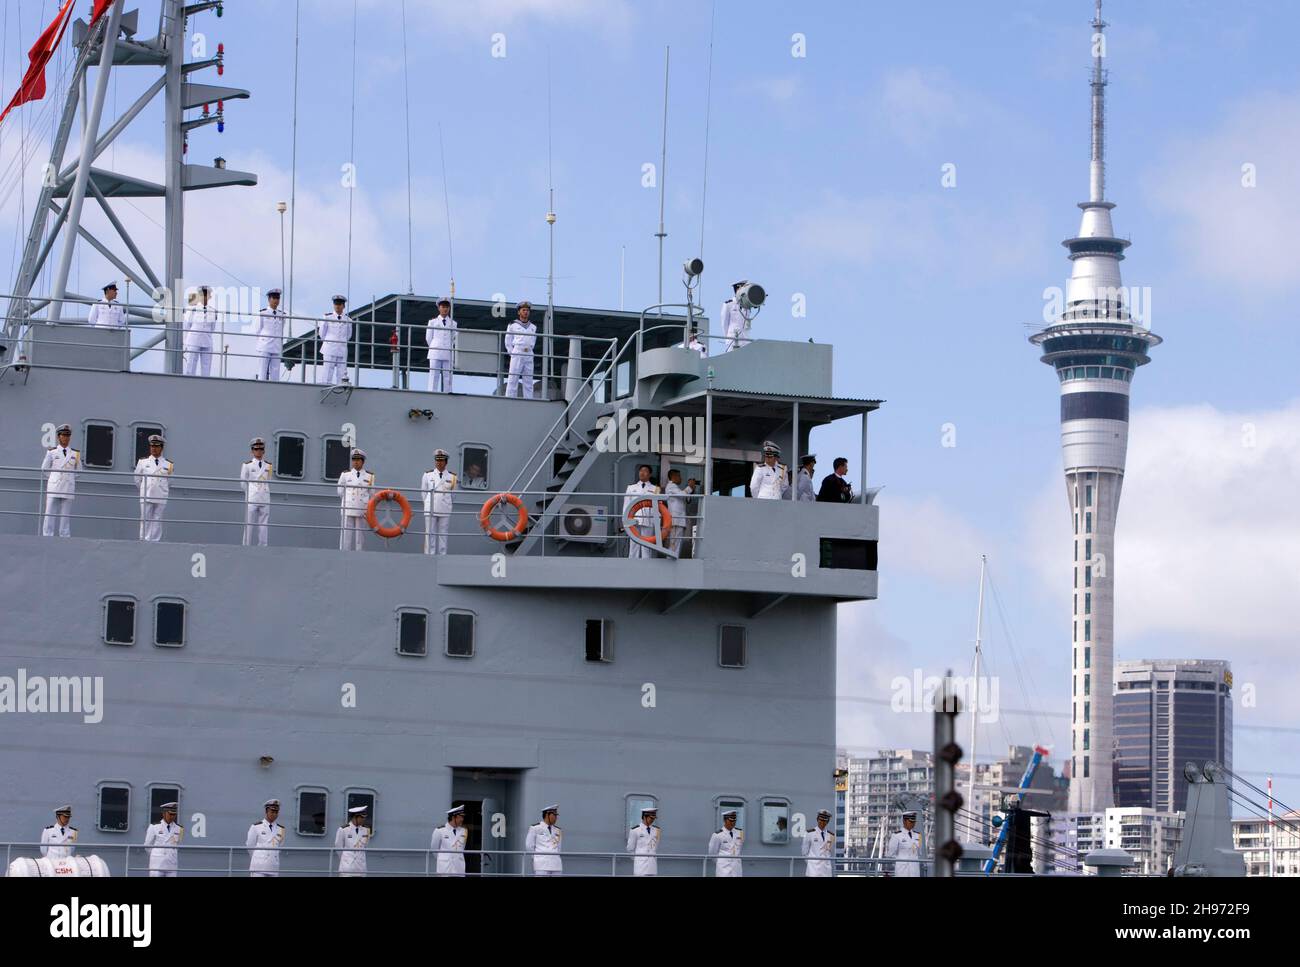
[0,467,707,557]
[1,841,954,877]
[1,291,618,402]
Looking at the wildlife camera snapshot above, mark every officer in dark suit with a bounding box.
[817,456,853,503]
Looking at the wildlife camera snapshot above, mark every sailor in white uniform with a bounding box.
[721,280,750,352]
[750,441,790,500]
[182,285,219,376]
[87,281,127,329]
[241,437,272,546]
[41,805,78,859]
[431,805,468,876]
[337,448,374,551]
[420,448,457,555]
[525,804,563,876]
[626,806,661,876]
[317,296,353,384]
[885,810,923,877]
[143,802,183,877]
[41,423,78,538]
[504,301,538,399]
[335,805,372,877]
[622,464,661,559]
[796,454,817,503]
[802,808,835,877]
[663,468,696,556]
[134,434,173,542]
[708,809,744,877]
[253,287,286,381]
[246,798,285,877]
[426,297,457,393]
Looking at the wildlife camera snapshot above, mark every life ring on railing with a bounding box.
[479,493,529,542]
[366,490,413,538]
[624,499,672,545]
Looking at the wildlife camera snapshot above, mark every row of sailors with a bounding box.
[749,443,857,503]
[88,283,544,397]
[38,802,922,877]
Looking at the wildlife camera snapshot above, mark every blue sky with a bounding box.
[3,0,1297,812]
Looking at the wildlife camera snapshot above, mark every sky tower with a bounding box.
[1029,0,1161,814]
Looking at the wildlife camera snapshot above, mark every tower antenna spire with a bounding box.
[1089,0,1108,203]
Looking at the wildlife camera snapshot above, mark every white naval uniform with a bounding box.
[41,445,79,537]
[504,320,537,399]
[253,306,287,381]
[317,311,353,384]
[87,299,126,329]
[246,819,285,876]
[622,480,661,559]
[240,457,273,546]
[143,820,183,877]
[40,823,78,859]
[626,823,661,876]
[525,821,563,876]
[426,314,457,392]
[135,455,173,542]
[796,467,816,502]
[802,825,835,877]
[708,827,744,877]
[182,303,219,376]
[420,467,456,555]
[663,480,694,555]
[721,298,749,352]
[334,823,371,877]
[431,824,467,876]
[885,827,923,877]
[337,467,375,551]
[750,462,790,500]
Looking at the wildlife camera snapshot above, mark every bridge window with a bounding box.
[345,789,377,833]
[444,609,476,658]
[397,609,428,657]
[132,424,164,462]
[760,799,791,844]
[585,618,615,662]
[82,421,115,468]
[819,538,878,570]
[625,794,658,830]
[103,596,136,645]
[97,782,130,832]
[460,444,490,490]
[719,625,746,668]
[322,436,351,481]
[714,797,746,830]
[297,788,328,836]
[275,432,306,479]
[154,598,186,647]
[148,785,181,824]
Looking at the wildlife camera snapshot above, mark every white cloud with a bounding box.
[1147,91,1300,292]
[877,67,969,150]
[881,494,990,585]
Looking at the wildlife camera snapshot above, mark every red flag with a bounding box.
[0,0,77,128]
[90,0,115,27]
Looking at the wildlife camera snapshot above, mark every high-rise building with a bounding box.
[844,749,933,856]
[1057,808,1184,875]
[1114,659,1233,811]
[1029,0,1162,814]
[1234,811,1300,877]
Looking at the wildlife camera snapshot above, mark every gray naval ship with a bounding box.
[0,1,879,876]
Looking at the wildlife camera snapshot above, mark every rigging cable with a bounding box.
[345,0,357,301]
[697,0,715,259]
[400,0,414,293]
[287,0,301,330]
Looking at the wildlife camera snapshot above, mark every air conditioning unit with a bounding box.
[557,504,610,544]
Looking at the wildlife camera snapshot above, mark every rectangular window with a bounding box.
[154,599,186,647]
[1085,567,1092,588]
[297,789,327,836]
[133,425,164,462]
[1073,702,1076,723]
[460,445,490,490]
[1074,541,1078,562]
[719,625,746,668]
[760,800,791,844]
[585,618,614,662]
[445,610,475,658]
[1085,592,1091,613]
[626,794,657,830]
[98,784,130,832]
[819,538,878,570]
[1086,512,1093,533]
[1087,485,1093,506]
[1083,729,1090,751]
[716,798,746,830]
[1085,538,1092,560]
[346,790,376,833]
[275,433,306,479]
[1084,757,1090,778]
[397,610,428,657]
[1084,701,1090,724]
[104,597,136,645]
[1084,619,1091,641]
[1084,674,1091,696]
[323,436,351,481]
[148,786,180,825]
[83,422,115,468]
[1085,647,1091,668]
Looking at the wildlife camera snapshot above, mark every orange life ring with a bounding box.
[625,499,672,545]
[479,492,529,542]
[366,489,412,538]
